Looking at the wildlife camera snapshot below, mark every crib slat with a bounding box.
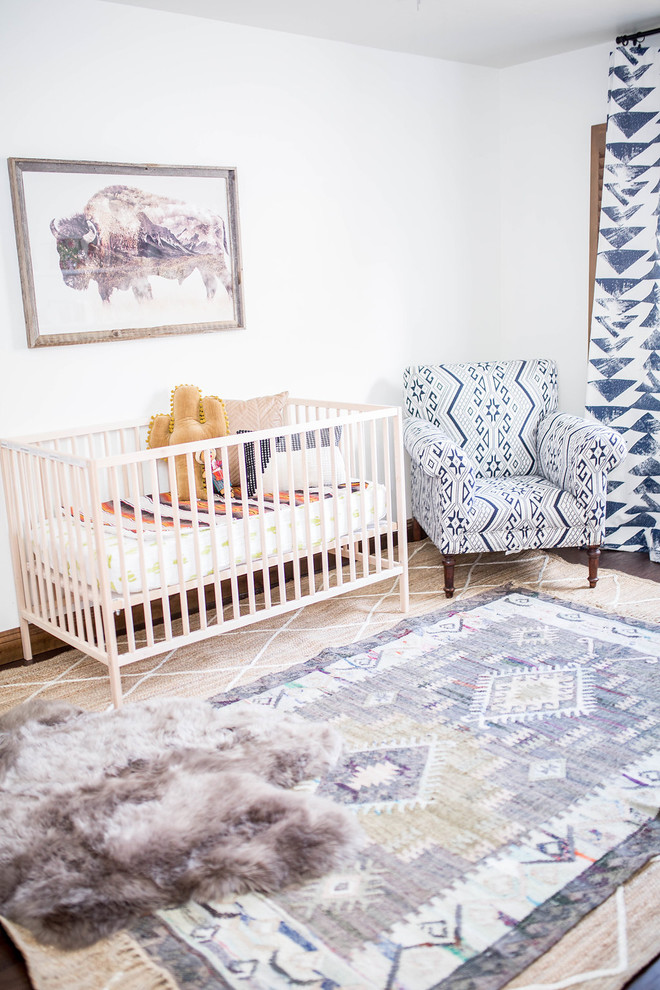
[133,426,142,459]
[128,461,156,648]
[284,436,303,601]
[201,448,224,625]
[18,452,51,627]
[370,419,382,575]
[299,431,316,599]
[218,441,241,622]
[37,459,60,629]
[236,441,257,616]
[327,421,344,589]
[382,417,395,570]
[13,453,39,623]
[297,406,316,596]
[313,429,330,593]
[75,463,107,655]
[55,460,86,643]
[48,459,75,638]
[147,458,173,643]
[166,455,191,638]
[109,463,137,654]
[343,420,358,584]
[28,455,58,627]
[393,408,410,612]
[184,453,207,631]
[119,427,131,499]
[88,461,122,706]
[251,440,272,612]
[357,420,369,580]
[268,443,288,609]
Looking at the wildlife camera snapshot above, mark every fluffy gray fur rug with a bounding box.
[0,696,362,950]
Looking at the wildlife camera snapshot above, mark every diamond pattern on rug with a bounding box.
[318,741,441,811]
[472,663,593,726]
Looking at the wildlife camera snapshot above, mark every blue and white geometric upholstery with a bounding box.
[404,359,627,560]
[404,358,558,479]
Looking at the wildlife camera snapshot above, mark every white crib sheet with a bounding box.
[36,482,388,597]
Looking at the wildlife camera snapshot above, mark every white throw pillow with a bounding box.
[261,445,347,492]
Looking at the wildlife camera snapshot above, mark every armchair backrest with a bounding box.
[403,358,558,478]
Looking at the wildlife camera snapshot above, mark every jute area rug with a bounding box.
[1,543,660,989]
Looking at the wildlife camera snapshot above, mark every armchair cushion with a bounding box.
[470,475,589,553]
[538,413,627,504]
[410,469,594,557]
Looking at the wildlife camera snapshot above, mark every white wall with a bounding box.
[498,43,611,413]
[0,0,501,630]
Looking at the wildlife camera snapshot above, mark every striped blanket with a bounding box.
[98,483,365,534]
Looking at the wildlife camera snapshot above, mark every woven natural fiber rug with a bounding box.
[2,548,660,989]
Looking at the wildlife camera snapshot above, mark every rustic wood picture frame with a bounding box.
[8,158,245,347]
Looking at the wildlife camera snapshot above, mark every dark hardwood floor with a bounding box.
[553,546,660,584]
[0,928,30,990]
[624,956,660,990]
[1,547,658,988]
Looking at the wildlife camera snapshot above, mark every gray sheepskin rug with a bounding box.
[0,696,363,950]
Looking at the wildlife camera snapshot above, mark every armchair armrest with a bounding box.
[403,418,476,547]
[538,413,627,501]
[403,418,476,485]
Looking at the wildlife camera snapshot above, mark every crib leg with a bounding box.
[399,568,410,613]
[19,617,33,663]
[108,653,123,709]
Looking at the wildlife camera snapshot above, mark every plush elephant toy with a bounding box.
[147,384,230,500]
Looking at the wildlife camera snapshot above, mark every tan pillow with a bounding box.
[223,391,289,484]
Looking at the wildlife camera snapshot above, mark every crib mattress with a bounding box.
[36,482,387,598]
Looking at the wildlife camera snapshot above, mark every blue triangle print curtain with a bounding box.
[586,42,660,563]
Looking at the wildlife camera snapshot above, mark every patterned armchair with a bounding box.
[403,359,627,597]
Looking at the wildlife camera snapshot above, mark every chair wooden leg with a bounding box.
[443,555,455,598]
[587,545,600,588]
[411,518,426,542]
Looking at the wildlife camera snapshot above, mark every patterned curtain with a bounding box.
[586,42,660,562]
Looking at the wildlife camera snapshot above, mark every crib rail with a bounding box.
[1,400,408,707]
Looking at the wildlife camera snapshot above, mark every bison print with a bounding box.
[50,185,234,305]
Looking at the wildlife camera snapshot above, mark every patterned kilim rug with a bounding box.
[105,587,660,990]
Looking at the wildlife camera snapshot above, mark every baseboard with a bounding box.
[0,625,65,666]
[408,517,426,542]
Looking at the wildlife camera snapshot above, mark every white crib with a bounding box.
[1,399,409,707]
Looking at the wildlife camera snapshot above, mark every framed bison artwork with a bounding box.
[8,158,245,347]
